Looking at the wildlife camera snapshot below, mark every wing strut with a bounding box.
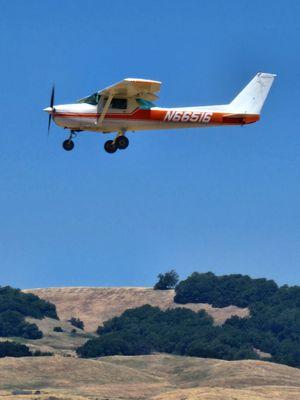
[97,94,113,125]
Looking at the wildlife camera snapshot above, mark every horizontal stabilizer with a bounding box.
[222,113,259,124]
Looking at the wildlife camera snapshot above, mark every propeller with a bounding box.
[45,84,55,135]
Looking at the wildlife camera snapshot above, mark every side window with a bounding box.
[136,98,155,110]
[110,98,127,110]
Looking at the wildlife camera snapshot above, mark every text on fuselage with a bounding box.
[164,110,213,123]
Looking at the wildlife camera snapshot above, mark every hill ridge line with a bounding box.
[24,286,153,290]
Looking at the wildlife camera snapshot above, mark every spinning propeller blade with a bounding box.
[47,84,55,135]
[47,114,52,135]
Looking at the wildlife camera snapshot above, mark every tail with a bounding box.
[230,72,276,115]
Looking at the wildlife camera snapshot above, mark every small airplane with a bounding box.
[43,72,276,154]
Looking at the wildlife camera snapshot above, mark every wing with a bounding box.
[78,78,161,103]
[99,78,161,101]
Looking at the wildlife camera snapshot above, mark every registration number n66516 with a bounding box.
[164,110,213,123]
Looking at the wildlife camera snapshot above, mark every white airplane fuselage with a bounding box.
[50,102,259,134]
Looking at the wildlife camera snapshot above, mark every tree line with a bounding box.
[0,285,58,340]
[0,341,52,358]
[174,271,279,307]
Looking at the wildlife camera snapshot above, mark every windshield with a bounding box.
[78,93,101,105]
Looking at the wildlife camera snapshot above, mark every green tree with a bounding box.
[154,269,179,290]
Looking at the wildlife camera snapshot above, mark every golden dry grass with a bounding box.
[152,386,300,400]
[23,318,93,356]
[24,287,249,332]
[0,354,299,399]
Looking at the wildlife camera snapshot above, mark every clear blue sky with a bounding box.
[0,1,299,289]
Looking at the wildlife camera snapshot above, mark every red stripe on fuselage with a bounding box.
[52,109,259,125]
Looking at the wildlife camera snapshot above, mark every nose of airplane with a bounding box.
[43,106,53,113]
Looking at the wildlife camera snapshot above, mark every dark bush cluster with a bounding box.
[77,272,300,368]
[0,286,58,319]
[69,317,84,330]
[0,310,42,339]
[0,341,32,357]
[53,326,63,332]
[0,285,58,340]
[0,341,53,357]
[76,305,257,361]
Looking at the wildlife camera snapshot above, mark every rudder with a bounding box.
[230,72,276,114]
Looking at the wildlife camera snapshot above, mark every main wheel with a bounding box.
[115,136,129,150]
[104,140,117,153]
[62,139,74,151]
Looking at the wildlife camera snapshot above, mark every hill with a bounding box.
[24,287,249,332]
[0,354,299,399]
[69,273,299,367]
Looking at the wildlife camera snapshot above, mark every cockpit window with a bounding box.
[78,95,127,109]
[78,93,101,105]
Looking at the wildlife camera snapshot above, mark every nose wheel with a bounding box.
[104,134,129,154]
[62,131,77,151]
[63,139,74,151]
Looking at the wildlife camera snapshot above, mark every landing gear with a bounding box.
[63,139,74,151]
[62,131,77,151]
[115,135,129,150]
[104,140,117,153]
[104,132,129,154]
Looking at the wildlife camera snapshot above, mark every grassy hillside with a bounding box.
[24,287,249,331]
[152,387,300,400]
[0,354,299,399]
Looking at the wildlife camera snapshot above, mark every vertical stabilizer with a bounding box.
[230,72,276,114]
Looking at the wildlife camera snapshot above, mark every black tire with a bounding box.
[104,140,117,153]
[62,139,74,151]
[115,136,129,150]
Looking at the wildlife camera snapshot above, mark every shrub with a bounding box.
[33,350,53,356]
[53,326,63,332]
[68,317,84,330]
